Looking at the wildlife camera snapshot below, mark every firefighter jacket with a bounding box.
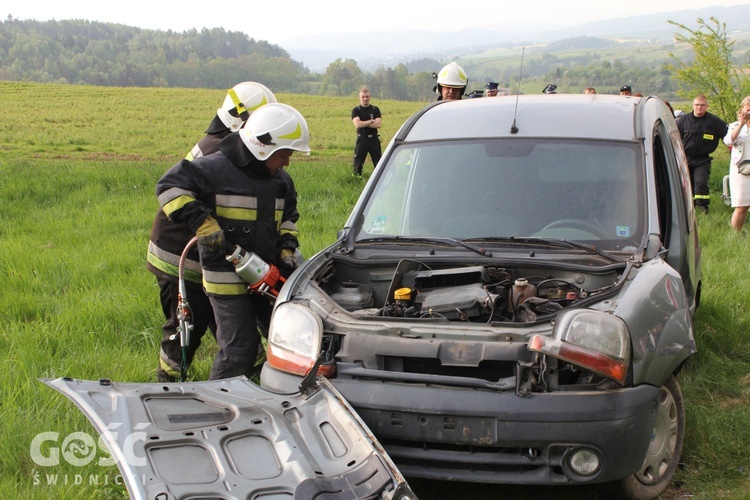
[676,111,728,163]
[186,116,230,161]
[156,132,300,297]
[146,120,231,288]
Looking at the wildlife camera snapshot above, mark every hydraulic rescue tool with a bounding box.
[174,240,285,381]
[226,245,286,299]
[174,237,198,382]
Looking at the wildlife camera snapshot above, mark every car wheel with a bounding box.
[611,375,685,500]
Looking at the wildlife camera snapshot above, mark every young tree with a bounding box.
[668,16,748,122]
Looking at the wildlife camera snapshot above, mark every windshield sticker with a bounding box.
[368,214,387,234]
[616,226,631,237]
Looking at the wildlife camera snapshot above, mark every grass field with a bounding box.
[1,81,749,499]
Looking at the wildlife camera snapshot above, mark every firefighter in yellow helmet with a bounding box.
[435,62,468,101]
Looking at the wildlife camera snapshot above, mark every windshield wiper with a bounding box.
[463,236,620,261]
[357,236,493,257]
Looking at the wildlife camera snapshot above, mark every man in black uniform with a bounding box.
[148,82,276,382]
[676,94,728,213]
[351,87,382,176]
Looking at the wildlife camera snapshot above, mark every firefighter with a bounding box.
[435,62,468,101]
[156,103,309,380]
[676,94,728,213]
[147,82,276,382]
[186,82,276,160]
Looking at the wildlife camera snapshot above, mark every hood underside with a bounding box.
[43,376,416,499]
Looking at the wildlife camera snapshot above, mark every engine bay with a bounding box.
[317,257,625,324]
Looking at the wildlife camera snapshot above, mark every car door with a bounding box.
[653,118,702,310]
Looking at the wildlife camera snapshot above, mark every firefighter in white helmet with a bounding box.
[157,103,310,380]
[187,82,277,160]
[435,61,468,101]
[148,82,276,383]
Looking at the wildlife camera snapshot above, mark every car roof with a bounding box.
[402,94,657,142]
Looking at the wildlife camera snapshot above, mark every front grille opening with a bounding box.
[381,356,515,381]
[381,438,547,474]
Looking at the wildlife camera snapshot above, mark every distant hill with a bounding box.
[0,18,307,91]
[4,9,750,101]
[284,4,750,71]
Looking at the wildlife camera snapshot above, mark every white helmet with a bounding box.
[436,62,468,88]
[217,81,277,132]
[240,103,311,160]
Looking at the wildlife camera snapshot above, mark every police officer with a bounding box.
[676,94,728,213]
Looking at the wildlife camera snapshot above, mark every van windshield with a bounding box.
[355,138,645,252]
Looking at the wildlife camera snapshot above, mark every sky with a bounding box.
[6,0,750,45]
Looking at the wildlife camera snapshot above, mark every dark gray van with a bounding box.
[261,94,701,499]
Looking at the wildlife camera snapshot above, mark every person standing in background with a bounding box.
[676,94,728,213]
[351,87,382,176]
[723,96,750,231]
[434,62,468,101]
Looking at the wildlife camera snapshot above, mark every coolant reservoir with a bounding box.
[509,278,537,311]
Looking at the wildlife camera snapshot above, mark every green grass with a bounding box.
[1,81,749,498]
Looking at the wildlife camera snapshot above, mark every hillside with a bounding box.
[3,10,750,101]
[285,4,750,71]
[0,18,307,91]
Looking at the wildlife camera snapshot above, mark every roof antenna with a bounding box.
[510,47,525,134]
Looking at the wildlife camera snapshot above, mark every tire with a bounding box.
[609,375,685,499]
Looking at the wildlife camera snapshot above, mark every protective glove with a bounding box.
[278,248,298,270]
[195,215,226,250]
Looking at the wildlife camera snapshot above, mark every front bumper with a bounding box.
[262,363,661,485]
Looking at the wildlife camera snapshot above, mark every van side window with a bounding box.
[652,133,672,245]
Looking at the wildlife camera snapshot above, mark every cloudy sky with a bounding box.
[5,1,749,45]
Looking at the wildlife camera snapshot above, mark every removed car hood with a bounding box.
[43,376,416,500]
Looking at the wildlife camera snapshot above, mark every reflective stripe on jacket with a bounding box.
[146,125,230,282]
[156,133,299,296]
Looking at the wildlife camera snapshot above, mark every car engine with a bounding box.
[322,259,623,324]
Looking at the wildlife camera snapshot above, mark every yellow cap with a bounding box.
[394,287,412,301]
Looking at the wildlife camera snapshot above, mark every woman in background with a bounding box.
[723,96,750,231]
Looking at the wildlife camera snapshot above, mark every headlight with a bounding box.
[267,303,331,377]
[528,309,630,384]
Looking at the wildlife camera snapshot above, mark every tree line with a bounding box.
[0,17,305,90]
[1,16,747,108]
